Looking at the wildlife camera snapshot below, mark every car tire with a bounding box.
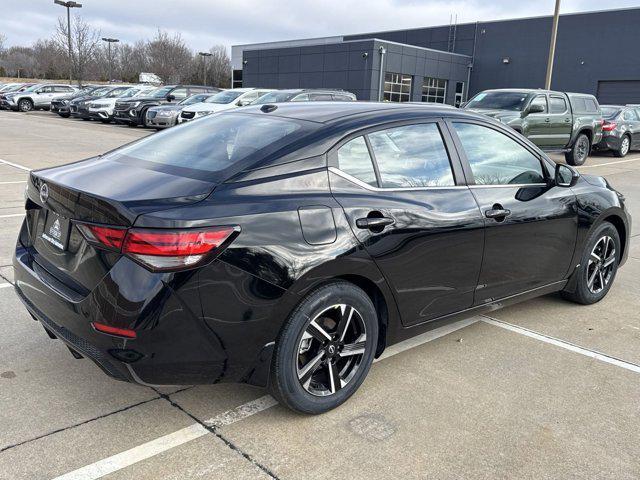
[18,99,34,112]
[100,119,111,124]
[562,222,620,305]
[565,133,590,166]
[126,122,138,128]
[269,281,378,414]
[141,109,150,128]
[58,113,70,118]
[614,135,630,158]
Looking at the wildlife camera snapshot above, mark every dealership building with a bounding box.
[231,7,640,105]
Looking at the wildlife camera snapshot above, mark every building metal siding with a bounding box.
[237,8,640,102]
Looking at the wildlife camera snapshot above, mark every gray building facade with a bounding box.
[234,7,640,105]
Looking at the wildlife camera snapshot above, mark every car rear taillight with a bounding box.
[122,227,238,271]
[77,224,238,271]
[602,121,617,132]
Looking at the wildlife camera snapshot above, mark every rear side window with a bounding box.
[549,96,567,114]
[572,97,587,113]
[623,109,638,121]
[310,93,333,101]
[337,137,377,187]
[453,122,545,185]
[368,123,455,188]
[107,114,304,176]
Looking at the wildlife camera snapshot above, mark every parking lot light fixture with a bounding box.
[102,37,120,82]
[198,51,213,86]
[54,0,83,85]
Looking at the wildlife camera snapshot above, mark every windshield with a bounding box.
[104,88,128,98]
[91,87,111,96]
[253,91,297,105]
[205,90,243,104]
[150,86,174,98]
[118,88,140,98]
[601,107,622,118]
[105,113,308,179]
[466,92,529,111]
[22,84,43,93]
[180,94,211,105]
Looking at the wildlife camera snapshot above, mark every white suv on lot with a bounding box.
[88,85,157,123]
[178,88,273,122]
[6,84,78,112]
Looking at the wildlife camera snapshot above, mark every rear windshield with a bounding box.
[601,107,621,118]
[466,92,528,111]
[104,112,312,180]
[253,91,298,104]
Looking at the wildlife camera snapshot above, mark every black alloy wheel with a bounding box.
[562,222,620,304]
[270,282,378,414]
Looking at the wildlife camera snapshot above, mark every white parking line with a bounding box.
[482,316,640,374]
[0,283,13,290]
[0,213,25,219]
[0,181,27,185]
[579,157,640,169]
[0,158,32,172]
[51,318,478,480]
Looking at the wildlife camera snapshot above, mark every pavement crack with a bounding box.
[152,388,281,480]
[0,396,161,454]
[0,273,14,285]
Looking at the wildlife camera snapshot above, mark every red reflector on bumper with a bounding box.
[92,322,137,339]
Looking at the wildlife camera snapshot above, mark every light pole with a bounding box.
[545,0,561,90]
[54,0,82,85]
[198,52,213,86]
[101,37,119,82]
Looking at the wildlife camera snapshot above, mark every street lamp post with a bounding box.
[198,52,213,86]
[101,37,119,82]
[545,0,561,90]
[54,0,82,85]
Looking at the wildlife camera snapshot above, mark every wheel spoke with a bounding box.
[298,351,325,385]
[336,305,354,342]
[307,319,332,342]
[327,361,342,394]
[339,340,366,358]
[590,252,601,263]
[587,267,598,289]
[598,270,605,289]
[603,251,616,268]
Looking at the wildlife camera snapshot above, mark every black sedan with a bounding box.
[13,103,630,414]
[594,105,640,157]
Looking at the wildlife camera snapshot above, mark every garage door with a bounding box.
[597,80,640,105]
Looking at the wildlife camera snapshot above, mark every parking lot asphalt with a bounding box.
[0,109,639,479]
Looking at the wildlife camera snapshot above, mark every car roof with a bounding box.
[234,101,484,125]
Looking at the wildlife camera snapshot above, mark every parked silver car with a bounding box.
[145,93,216,129]
[3,84,78,112]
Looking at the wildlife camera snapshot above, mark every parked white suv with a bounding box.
[6,84,78,112]
[178,88,273,122]
[88,85,157,123]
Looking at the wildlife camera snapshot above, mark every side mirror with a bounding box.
[166,94,175,102]
[525,104,545,116]
[555,163,579,187]
[236,99,249,106]
[459,101,468,109]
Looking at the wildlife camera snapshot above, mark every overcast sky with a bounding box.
[2,0,639,51]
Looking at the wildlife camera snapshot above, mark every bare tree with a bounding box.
[32,39,67,79]
[204,45,231,87]
[54,14,101,84]
[0,34,6,55]
[146,30,192,83]
[1,46,37,78]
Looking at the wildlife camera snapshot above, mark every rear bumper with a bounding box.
[13,223,283,387]
[595,134,622,151]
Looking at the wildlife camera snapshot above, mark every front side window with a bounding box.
[384,73,412,102]
[549,96,567,114]
[453,122,546,185]
[368,123,455,188]
[529,95,548,113]
[337,137,377,187]
[422,77,447,104]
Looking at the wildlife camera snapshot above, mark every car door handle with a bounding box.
[356,216,395,230]
[545,118,550,123]
[564,118,571,123]
[485,207,511,220]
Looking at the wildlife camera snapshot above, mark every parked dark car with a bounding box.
[14,103,630,414]
[252,89,357,104]
[113,85,219,127]
[464,89,603,166]
[144,93,216,129]
[70,86,131,120]
[51,85,102,117]
[593,105,640,157]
